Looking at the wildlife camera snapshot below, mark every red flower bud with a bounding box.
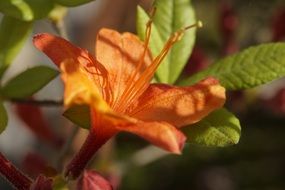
[77,170,113,190]
[30,175,53,190]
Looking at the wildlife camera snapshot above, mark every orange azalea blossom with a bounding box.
[33,24,225,178]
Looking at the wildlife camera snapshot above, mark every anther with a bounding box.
[173,20,204,42]
[184,20,203,31]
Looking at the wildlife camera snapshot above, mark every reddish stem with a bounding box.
[65,128,115,179]
[0,152,32,190]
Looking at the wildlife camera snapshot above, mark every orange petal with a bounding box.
[126,77,226,128]
[96,28,152,109]
[115,120,186,154]
[91,108,185,154]
[33,33,109,112]
[33,33,96,68]
[60,60,110,112]
[33,33,108,96]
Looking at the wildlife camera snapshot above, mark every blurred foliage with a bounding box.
[117,106,285,190]
[0,16,32,78]
[0,0,54,21]
[0,66,58,99]
[0,101,7,134]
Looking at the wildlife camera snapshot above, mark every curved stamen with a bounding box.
[115,11,155,111]
[118,21,203,112]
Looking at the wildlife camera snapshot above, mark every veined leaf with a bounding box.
[179,43,285,90]
[63,105,90,129]
[0,0,54,21]
[0,66,58,99]
[136,0,196,84]
[54,0,94,7]
[153,0,196,84]
[0,16,32,78]
[0,101,8,134]
[182,108,241,147]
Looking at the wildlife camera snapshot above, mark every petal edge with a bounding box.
[127,77,226,127]
[115,121,186,154]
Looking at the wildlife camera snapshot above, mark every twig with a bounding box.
[10,99,63,106]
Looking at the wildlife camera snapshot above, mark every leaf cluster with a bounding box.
[0,0,95,134]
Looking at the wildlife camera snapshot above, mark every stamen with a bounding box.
[136,20,203,80]
[123,6,157,83]
[174,21,204,42]
[124,6,156,84]
[115,11,154,111]
[183,20,203,30]
[118,19,203,112]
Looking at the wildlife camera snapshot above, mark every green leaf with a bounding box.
[52,175,68,190]
[0,0,54,21]
[63,105,90,129]
[0,16,32,78]
[182,108,241,147]
[54,0,94,7]
[0,66,59,98]
[136,0,196,84]
[179,43,285,90]
[0,101,8,134]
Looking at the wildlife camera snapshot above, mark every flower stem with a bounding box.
[64,129,115,179]
[0,152,32,190]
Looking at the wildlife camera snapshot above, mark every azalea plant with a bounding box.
[1,0,285,189]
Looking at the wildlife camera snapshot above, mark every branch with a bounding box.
[0,152,32,190]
